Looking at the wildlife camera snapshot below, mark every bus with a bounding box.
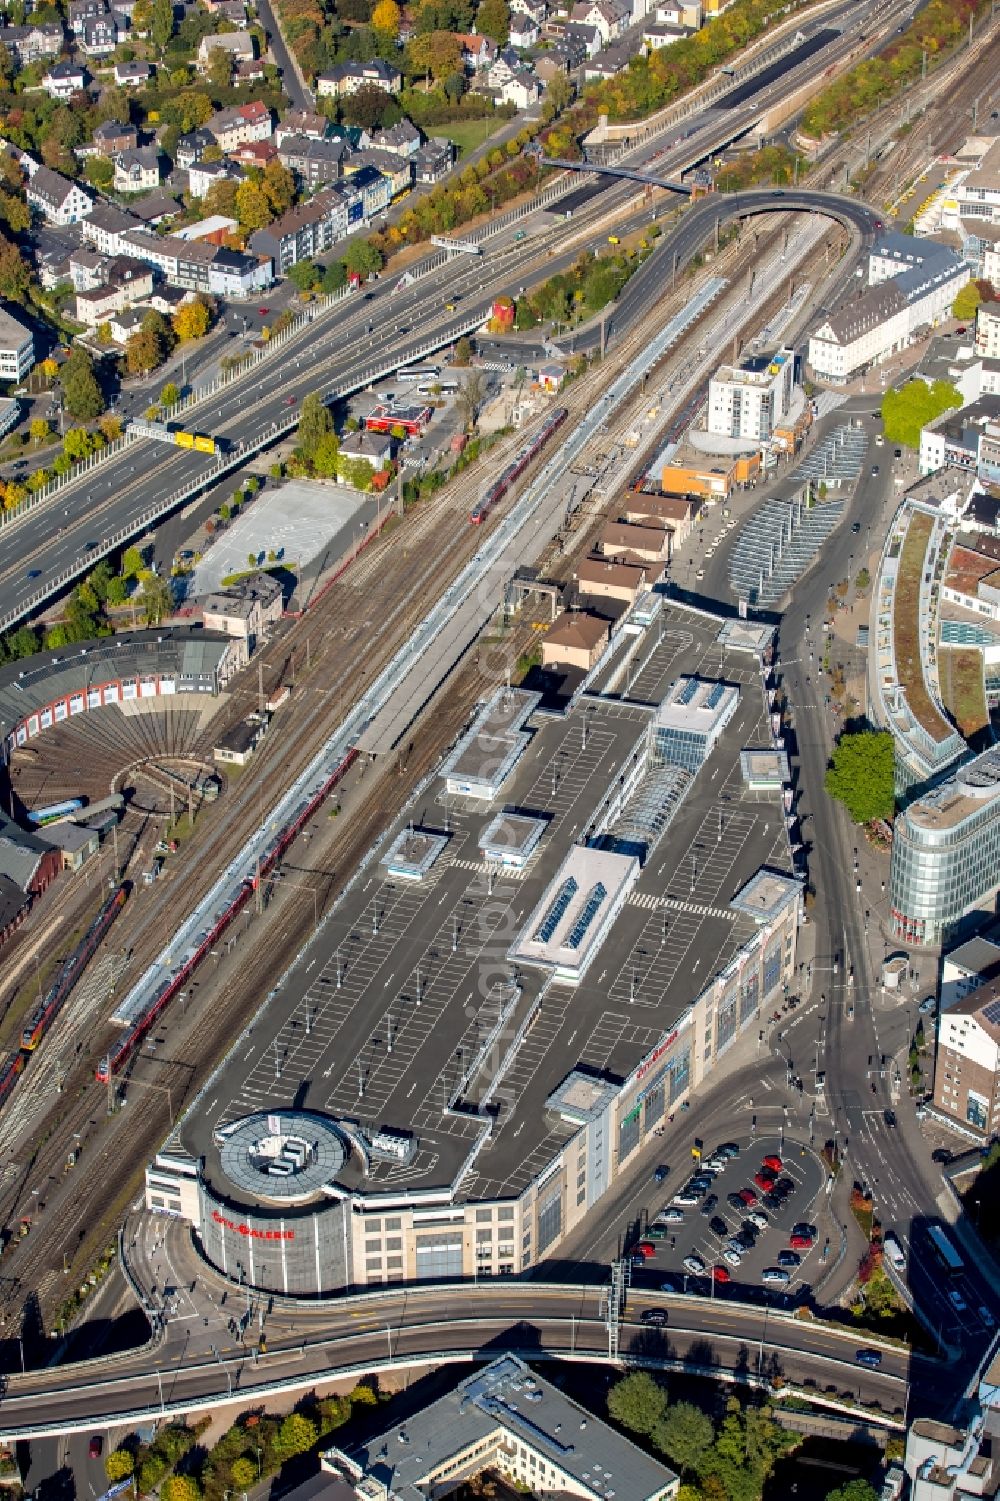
[417,379,459,396]
[396,365,439,384]
[926,1224,963,1275]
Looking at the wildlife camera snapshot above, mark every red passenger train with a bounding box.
[469,407,568,525]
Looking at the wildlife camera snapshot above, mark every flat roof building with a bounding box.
[650,676,740,772]
[0,303,34,383]
[323,1356,679,1501]
[144,601,802,1297]
[707,347,794,444]
[512,844,640,983]
[933,971,1000,1136]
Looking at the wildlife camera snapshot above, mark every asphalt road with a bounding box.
[0,1266,910,1440]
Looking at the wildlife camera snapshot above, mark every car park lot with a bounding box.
[630,1135,827,1302]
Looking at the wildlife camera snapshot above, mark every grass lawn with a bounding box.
[938,646,988,737]
[445,118,498,157]
[893,511,953,742]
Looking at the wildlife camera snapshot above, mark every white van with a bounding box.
[884,1233,906,1273]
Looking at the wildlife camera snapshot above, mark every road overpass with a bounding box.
[0,187,878,639]
[0,1277,910,1440]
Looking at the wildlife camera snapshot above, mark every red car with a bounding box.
[88,1437,103,1460]
[737,1187,757,1205]
[789,1233,814,1250]
[754,1170,776,1191]
[636,1241,656,1258]
[762,1155,783,1173]
[258,307,270,316]
[712,1264,731,1283]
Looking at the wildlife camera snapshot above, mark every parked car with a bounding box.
[635,1241,656,1258]
[789,1232,813,1250]
[723,1249,743,1268]
[931,1148,953,1164]
[728,1192,748,1211]
[709,1216,729,1237]
[737,1187,757,1205]
[777,1249,801,1268]
[791,1223,816,1239]
[774,1177,796,1195]
[761,1155,783,1173]
[659,1206,686,1223]
[747,1212,769,1231]
[646,1227,668,1240]
[949,1289,968,1313]
[682,1254,705,1275]
[762,1192,782,1213]
[716,1143,740,1159]
[761,1268,790,1287]
[712,1264,731,1284]
[673,1192,701,1207]
[699,1194,719,1215]
[919,995,937,1015]
[979,1306,996,1330]
[754,1170,776,1191]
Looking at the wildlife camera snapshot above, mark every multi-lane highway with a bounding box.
[0,0,910,633]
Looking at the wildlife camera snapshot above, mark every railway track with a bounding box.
[0,188,849,1334]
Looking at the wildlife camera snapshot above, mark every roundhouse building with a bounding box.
[146,609,802,1298]
[0,629,241,761]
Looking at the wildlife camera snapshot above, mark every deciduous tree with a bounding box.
[371,0,400,35]
[606,1372,667,1435]
[297,391,333,462]
[60,349,104,421]
[824,728,895,823]
[172,299,211,340]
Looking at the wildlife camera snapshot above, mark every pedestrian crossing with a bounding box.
[628,891,733,921]
[449,857,528,879]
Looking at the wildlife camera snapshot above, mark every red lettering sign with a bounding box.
[635,1029,678,1082]
[211,1209,294,1241]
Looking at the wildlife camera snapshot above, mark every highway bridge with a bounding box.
[0,187,878,638]
[0,1275,910,1440]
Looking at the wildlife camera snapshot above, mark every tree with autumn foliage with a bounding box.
[172,299,211,341]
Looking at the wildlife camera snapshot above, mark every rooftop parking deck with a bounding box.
[183,603,793,1209]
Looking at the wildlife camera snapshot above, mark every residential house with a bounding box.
[488,45,522,86]
[509,11,541,45]
[174,127,216,169]
[197,30,255,70]
[235,56,265,84]
[497,68,540,108]
[106,306,145,345]
[274,109,330,145]
[68,0,105,32]
[534,44,577,81]
[118,227,272,297]
[337,426,392,481]
[204,246,273,298]
[0,305,34,383]
[113,146,163,194]
[248,186,351,272]
[369,119,421,160]
[229,140,278,169]
[343,159,396,216]
[187,158,243,199]
[26,166,93,226]
[80,201,142,254]
[207,101,273,152]
[43,62,87,99]
[656,0,701,24]
[570,0,630,40]
[0,22,63,65]
[585,41,635,79]
[67,245,110,290]
[92,119,138,157]
[74,258,155,327]
[560,20,601,56]
[412,138,455,184]
[277,134,349,188]
[114,59,152,85]
[454,32,497,70]
[315,59,401,97]
[212,0,248,23]
[808,233,971,383]
[130,189,180,224]
[541,611,609,670]
[643,22,687,47]
[80,11,118,55]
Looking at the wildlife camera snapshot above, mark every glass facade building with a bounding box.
[890,745,1000,947]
